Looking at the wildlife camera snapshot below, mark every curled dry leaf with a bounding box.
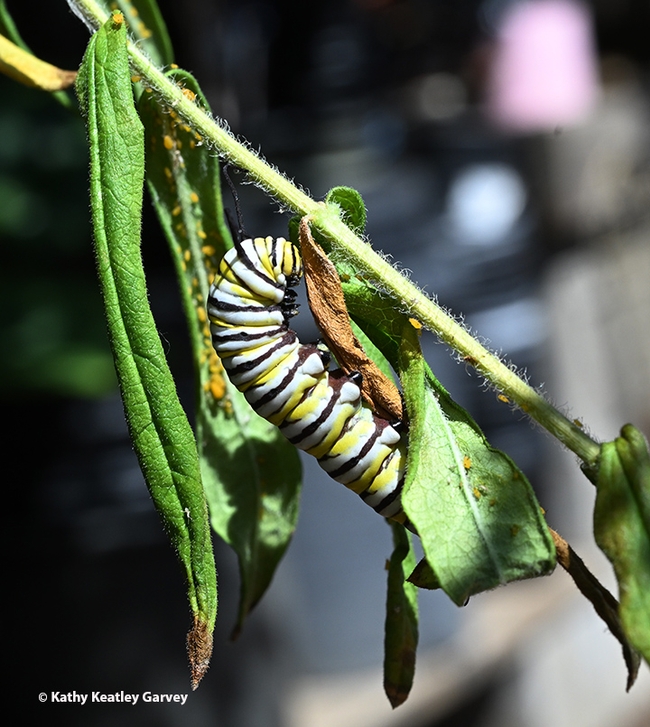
[0,34,77,90]
[299,217,402,421]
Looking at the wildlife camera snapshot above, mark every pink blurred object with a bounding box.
[486,0,599,131]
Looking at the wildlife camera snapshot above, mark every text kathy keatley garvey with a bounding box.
[45,691,188,705]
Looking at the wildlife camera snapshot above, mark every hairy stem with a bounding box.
[69,0,601,468]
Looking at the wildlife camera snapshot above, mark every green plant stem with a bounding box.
[69,0,601,468]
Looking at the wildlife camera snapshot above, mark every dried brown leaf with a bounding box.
[299,217,402,420]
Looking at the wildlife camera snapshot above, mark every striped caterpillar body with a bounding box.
[207,236,407,520]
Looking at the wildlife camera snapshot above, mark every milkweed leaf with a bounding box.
[593,424,650,668]
[399,319,555,604]
[77,13,216,687]
[384,523,418,708]
[336,265,555,604]
[325,186,367,236]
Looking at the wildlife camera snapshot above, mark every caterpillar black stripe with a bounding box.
[207,236,407,521]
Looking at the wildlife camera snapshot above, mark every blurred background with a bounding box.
[3,0,649,724]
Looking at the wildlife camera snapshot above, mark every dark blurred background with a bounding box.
[3,1,649,725]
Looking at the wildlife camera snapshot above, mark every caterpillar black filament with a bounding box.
[207,236,406,520]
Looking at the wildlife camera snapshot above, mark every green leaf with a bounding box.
[325,186,367,236]
[384,523,418,708]
[594,424,650,666]
[201,404,302,638]
[336,270,555,604]
[78,14,216,687]
[399,321,555,604]
[138,68,302,635]
[115,0,174,67]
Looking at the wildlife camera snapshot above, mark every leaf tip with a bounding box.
[625,658,640,692]
[384,681,410,709]
[187,616,213,690]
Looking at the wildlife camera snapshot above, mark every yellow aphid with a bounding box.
[190,192,199,204]
[172,205,182,217]
[208,351,223,371]
[463,456,471,470]
[206,377,226,400]
[497,394,510,404]
[163,135,174,150]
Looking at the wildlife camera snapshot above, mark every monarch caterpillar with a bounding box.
[207,236,406,521]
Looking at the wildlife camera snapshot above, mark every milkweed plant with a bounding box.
[2,0,647,704]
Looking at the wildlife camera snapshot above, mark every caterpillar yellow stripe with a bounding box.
[207,236,406,520]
